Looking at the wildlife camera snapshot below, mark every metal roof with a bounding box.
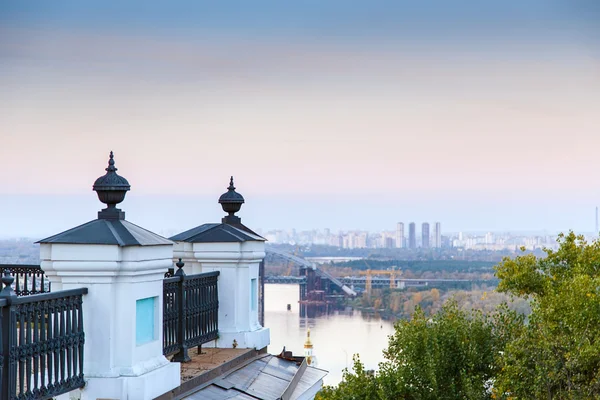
[37,219,173,247]
[170,223,265,243]
[183,355,327,400]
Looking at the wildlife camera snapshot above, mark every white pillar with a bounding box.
[40,242,180,400]
[172,240,270,350]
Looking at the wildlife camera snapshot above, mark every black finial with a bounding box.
[93,151,131,220]
[0,271,16,299]
[175,258,186,276]
[218,176,244,225]
[107,151,116,171]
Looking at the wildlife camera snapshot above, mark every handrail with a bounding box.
[0,264,42,270]
[12,287,88,304]
[184,271,220,280]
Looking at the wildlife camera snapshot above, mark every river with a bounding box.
[263,284,396,386]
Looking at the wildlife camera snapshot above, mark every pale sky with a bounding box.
[1,1,599,236]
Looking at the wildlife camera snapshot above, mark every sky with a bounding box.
[1,1,599,237]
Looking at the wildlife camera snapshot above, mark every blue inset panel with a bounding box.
[251,278,257,311]
[136,297,156,346]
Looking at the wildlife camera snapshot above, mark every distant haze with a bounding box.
[1,1,599,237]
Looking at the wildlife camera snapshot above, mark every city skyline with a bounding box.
[1,192,600,238]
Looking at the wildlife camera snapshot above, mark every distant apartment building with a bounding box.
[422,223,430,248]
[408,223,416,249]
[329,234,342,247]
[356,232,368,248]
[342,231,368,249]
[433,222,441,248]
[396,222,404,248]
[384,236,395,248]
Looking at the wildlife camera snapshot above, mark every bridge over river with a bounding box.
[264,247,495,299]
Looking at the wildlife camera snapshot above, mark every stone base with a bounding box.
[218,327,270,350]
[61,361,180,400]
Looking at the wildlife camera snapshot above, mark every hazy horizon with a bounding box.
[0,192,598,239]
[2,1,599,237]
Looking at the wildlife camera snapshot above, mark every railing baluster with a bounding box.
[18,305,25,396]
[77,296,84,380]
[47,300,53,395]
[59,298,66,386]
[70,297,77,384]
[25,304,33,396]
[53,301,60,387]
[65,297,71,386]
[15,274,21,297]
[40,300,46,394]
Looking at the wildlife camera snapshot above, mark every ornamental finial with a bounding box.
[0,271,16,299]
[175,258,186,276]
[218,176,245,224]
[107,151,116,171]
[93,151,131,220]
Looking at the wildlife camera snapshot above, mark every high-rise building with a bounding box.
[396,222,404,248]
[434,222,441,248]
[384,237,395,248]
[408,223,416,249]
[422,223,430,248]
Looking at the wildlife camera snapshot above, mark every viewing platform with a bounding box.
[0,152,326,400]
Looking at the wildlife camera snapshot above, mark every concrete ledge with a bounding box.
[218,327,270,350]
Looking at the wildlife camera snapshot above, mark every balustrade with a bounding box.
[162,261,219,362]
[0,272,87,400]
[0,265,50,296]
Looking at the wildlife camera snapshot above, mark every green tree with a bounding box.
[317,301,500,400]
[494,232,600,399]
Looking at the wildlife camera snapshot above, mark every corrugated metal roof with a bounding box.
[38,219,172,247]
[245,372,289,400]
[183,355,327,400]
[170,223,265,243]
[224,357,270,391]
[185,385,256,400]
[290,366,328,398]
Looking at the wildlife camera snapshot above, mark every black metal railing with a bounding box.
[0,265,51,296]
[163,261,219,362]
[0,273,87,400]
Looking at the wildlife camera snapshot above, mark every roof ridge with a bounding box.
[121,219,172,242]
[104,219,126,246]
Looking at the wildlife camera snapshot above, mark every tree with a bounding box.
[317,301,500,400]
[494,232,600,399]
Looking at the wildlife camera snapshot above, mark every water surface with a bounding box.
[264,284,395,386]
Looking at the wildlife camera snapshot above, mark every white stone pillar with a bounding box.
[172,239,270,350]
[170,176,270,350]
[41,242,180,400]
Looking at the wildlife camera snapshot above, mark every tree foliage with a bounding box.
[319,232,600,399]
[494,232,600,399]
[318,301,501,400]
